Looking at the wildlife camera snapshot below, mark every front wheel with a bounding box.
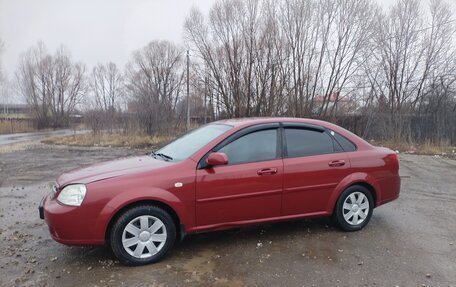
[109,205,176,265]
[334,185,374,231]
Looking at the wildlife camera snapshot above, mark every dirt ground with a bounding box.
[0,143,455,287]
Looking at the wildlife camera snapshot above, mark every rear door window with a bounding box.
[285,128,335,157]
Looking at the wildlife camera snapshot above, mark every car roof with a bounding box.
[214,117,331,128]
[212,117,372,149]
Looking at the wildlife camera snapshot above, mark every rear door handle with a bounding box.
[328,160,345,167]
[257,168,278,175]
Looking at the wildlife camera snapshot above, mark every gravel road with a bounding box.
[0,130,88,146]
[0,144,455,287]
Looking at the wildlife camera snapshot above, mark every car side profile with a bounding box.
[39,117,400,265]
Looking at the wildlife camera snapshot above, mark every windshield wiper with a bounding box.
[156,153,173,161]
[151,151,173,161]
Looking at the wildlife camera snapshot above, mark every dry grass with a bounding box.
[372,139,456,158]
[0,140,45,154]
[44,132,456,159]
[0,120,36,134]
[43,132,175,149]
[417,141,456,159]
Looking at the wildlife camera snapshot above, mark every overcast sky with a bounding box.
[0,0,216,78]
[0,0,428,79]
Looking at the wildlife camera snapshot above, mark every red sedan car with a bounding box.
[39,118,400,265]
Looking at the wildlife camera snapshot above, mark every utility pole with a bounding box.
[186,50,190,131]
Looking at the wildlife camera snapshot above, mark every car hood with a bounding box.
[57,155,172,186]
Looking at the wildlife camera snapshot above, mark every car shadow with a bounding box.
[174,217,337,252]
[62,217,343,265]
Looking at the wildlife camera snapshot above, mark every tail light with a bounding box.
[386,152,399,171]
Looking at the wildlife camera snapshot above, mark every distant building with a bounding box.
[0,104,32,118]
[127,102,139,114]
[314,92,356,114]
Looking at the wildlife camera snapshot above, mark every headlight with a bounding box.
[57,184,87,206]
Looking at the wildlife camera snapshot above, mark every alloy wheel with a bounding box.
[122,215,167,259]
[342,191,370,225]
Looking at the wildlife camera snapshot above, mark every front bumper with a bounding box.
[38,193,104,246]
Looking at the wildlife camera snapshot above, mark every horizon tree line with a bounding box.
[2,0,455,144]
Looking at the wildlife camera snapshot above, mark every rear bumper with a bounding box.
[376,175,401,206]
[39,193,104,246]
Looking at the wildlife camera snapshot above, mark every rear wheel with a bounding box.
[109,205,176,265]
[334,185,374,231]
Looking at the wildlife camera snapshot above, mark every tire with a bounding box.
[333,185,374,232]
[109,205,176,266]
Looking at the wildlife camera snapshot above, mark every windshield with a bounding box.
[156,124,233,161]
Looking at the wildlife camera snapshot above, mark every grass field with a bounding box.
[373,139,456,158]
[43,130,456,159]
[43,132,175,149]
[0,119,36,134]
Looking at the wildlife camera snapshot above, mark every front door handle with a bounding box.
[257,168,278,175]
[328,160,345,167]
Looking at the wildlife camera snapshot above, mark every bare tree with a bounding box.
[319,0,378,117]
[413,0,456,143]
[185,0,378,118]
[185,0,288,118]
[279,0,318,117]
[125,40,184,134]
[90,62,123,132]
[8,0,456,144]
[0,39,9,111]
[0,39,4,84]
[183,0,455,144]
[363,0,456,141]
[16,42,86,128]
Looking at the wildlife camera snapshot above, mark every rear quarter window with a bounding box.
[330,130,357,152]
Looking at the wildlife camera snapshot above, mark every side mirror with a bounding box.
[206,152,229,166]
